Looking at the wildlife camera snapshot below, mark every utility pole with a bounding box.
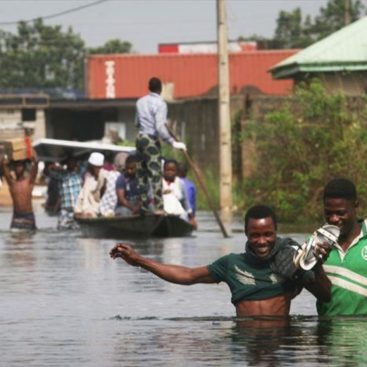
[344,0,350,26]
[217,0,232,232]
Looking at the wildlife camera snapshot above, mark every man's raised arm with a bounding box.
[110,243,215,285]
[0,156,13,185]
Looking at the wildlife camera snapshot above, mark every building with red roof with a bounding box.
[86,50,297,100]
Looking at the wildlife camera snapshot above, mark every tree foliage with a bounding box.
[0,19,85,90]
[274,8,313,48]
[310,0,364,39]
[88,39,132,55]
[0,19,133,91]
[240,80,367,223]
[243,0,366,49]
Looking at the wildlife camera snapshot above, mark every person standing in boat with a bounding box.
[75,152,106,218]
[110,205,331,318]
[115,154,141,216]
[135,77,186,214]
[1,155,38,231]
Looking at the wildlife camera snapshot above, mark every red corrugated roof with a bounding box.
[87,51,297,99]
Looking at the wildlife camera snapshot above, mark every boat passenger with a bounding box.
[99,154,122,217]
[314,178,367,316]
[43,161,61,215]
[162,159,194,225]
[178,162,197,228]
[135,77,186,214]
[47,156,82,229]
[110,205,331,318]
[1,154,38,231]
[75,152,106,218]
[115,155,141,216]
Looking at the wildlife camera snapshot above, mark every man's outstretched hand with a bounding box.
[109,243,141,266]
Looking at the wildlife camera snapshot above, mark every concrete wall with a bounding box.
[295,72,367,96]
[168,95,246,176]
[240,95,288,179]
[0,107,46,140]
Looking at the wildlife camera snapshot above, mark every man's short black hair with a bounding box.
[323,178,357,201]
[163,158,178,169]
[125,154,137,165]
[244,204,277,232]
[148,77,162,93]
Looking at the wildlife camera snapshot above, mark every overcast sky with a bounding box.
[0,0,332,53]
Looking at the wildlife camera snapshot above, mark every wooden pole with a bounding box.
[344,0,350,26]
[167,127,230,238]
[217,0,232,233]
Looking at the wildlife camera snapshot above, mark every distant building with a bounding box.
[0,94,48,140]
[271,16,367,96]
[158,41,257,54]
[85,50,297,100]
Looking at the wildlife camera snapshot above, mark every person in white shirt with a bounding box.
[75,152,106,218]
[162,159,193,222]
[135,77,186,214]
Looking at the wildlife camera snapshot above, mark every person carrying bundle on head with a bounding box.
[1,153,38,231]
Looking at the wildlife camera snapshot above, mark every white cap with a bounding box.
[88,152,104,167]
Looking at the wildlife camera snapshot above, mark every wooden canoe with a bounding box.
[75,214,194,238]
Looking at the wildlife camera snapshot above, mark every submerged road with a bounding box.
[0,208,366,366]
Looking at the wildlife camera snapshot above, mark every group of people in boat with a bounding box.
[0,149,197,231]
[0,76,195,232]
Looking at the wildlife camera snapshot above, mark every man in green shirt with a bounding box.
[110,205,331,317]
[316,178,367,316]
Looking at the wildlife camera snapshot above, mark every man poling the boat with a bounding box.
[135,77,186,215]
[110,205,331,317]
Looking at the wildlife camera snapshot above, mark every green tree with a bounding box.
[0,19,85,90]
[273,8,313,48]
[240,80,367,223]
[89,39,132,54]
[240,0,365,50]
[310,0,365,40]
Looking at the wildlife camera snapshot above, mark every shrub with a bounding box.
[240,79,367,223]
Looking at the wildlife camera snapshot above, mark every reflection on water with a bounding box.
[0,209,367,366]
[107,316,367,367]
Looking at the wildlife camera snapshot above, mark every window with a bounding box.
[22,109,36,121]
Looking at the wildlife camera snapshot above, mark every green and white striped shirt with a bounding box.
[317,219,367,316]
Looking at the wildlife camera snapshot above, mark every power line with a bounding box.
[0,0,108,26]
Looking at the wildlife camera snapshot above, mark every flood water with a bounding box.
[1,205,367,366]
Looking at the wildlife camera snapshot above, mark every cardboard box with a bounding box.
[8,138,26,151]
[0,139,29,161]
[11,148,29,161]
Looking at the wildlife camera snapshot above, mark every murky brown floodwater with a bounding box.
[1,206,367,367]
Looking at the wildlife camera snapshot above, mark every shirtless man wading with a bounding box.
[1,156,38,230]
[110,205,331,317]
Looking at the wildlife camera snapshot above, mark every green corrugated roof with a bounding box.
[271,16,367,79]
